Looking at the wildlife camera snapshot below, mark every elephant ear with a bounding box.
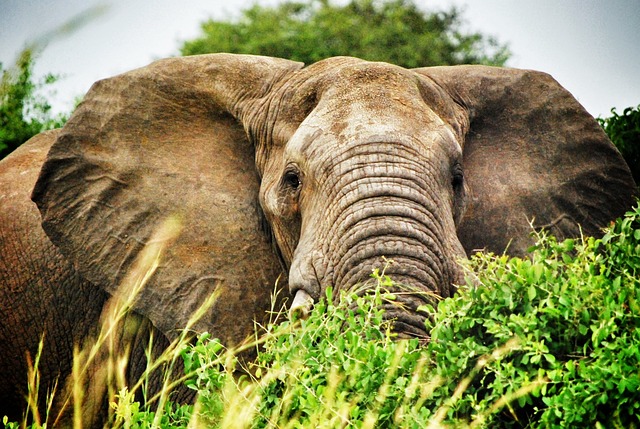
[414,65,638,256]
[32,54,303,343]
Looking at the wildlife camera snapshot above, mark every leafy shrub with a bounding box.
[181,204,640,428]
[179,285,432,428]
[428,205,640,427]
[598,105,640,185]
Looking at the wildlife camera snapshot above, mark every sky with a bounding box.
[1,0,639,118]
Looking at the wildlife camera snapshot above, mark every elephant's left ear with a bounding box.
[32,54,303,342]
[413,65,638,256]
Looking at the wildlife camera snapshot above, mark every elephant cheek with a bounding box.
[259,183,300,265]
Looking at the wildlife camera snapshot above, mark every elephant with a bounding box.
[0,53,636,426]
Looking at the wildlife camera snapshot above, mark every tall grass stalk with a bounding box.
[24,337,56,427]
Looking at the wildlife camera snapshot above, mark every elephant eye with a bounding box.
[283,168,302,191]
[451,163,464,191]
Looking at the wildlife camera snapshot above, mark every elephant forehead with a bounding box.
[263,59,461,155]
[284,91,451,152]
[272,60,421,118]
[305,57,416,86]
[323,64,424,107]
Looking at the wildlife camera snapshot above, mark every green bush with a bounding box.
[106,203,640,428]
[7,205,640,428]
[598,105,640,186]
[0,48,68,159]
[428,206,640,427]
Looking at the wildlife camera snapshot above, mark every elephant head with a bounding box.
[32,54,637,342]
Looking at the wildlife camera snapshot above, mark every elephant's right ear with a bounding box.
[32,54,303,343]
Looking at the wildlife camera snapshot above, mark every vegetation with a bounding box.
[5,203,640,428]
[599,105,640,186]
[0,48,68,159]
[180,0,510,68]
[2,1,637,423]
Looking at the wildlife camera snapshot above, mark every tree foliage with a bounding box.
[598,105,640,186]
[180,0,510,68]
[0,49,68,160]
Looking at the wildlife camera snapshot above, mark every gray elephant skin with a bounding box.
[0,54,636,425]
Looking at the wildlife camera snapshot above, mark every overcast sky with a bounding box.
[1,0,639,118]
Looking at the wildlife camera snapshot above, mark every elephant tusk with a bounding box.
[289,289,315,320]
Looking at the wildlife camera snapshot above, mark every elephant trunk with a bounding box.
[289,140,465,338]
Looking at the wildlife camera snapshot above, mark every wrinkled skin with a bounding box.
[1,54,636,425]
[0,134,184,425]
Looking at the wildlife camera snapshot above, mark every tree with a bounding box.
[0,48,68,159]
[180,0,510,68]
[598,105,640,186]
